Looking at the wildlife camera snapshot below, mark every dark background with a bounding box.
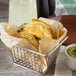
[0,0,9,22]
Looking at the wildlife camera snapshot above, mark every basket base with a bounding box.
[13,58,55,75]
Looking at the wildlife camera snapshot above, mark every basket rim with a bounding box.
[13,45,46,56]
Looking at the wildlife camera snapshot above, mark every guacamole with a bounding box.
[67,46,76,58]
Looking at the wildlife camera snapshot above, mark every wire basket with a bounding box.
[11,37,68,73]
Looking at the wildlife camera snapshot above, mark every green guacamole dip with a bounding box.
[67,46,76,58]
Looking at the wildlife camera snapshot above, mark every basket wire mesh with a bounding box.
[11,37,68,73]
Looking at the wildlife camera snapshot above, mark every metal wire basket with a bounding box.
[11,37,68,73]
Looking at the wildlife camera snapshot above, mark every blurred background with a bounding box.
[0,0,76,23]
[0,0,9,22]
[55,0,76,15]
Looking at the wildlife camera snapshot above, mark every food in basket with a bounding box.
[30,19,53,39]
[57,29,65,39]
[16,19,67,52]
[17,30,39,49]
[17,19,54,49]
[39,37,59,54]
[18,19,53,39]
[5,23,18,37]
[0,18,67,73]
[0,18,67,53]
[20,25,43,38]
